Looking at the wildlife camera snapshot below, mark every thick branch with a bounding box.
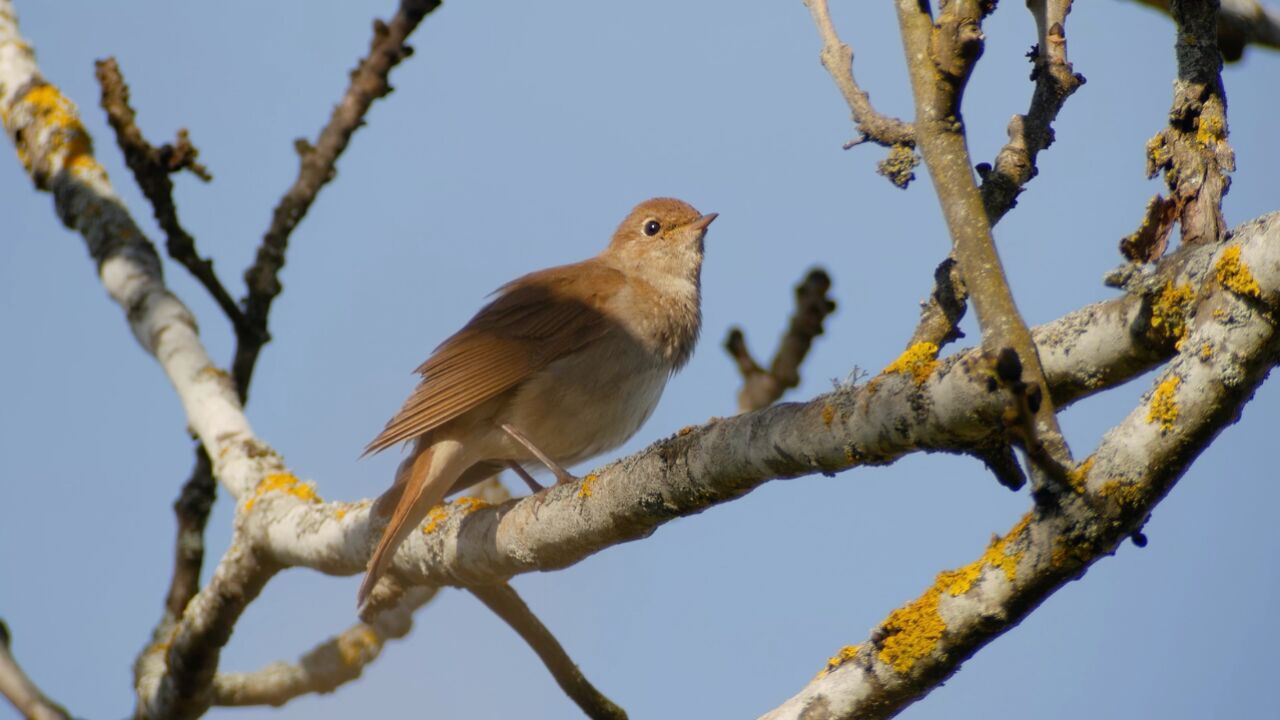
[211,587,436,706]
[235,0,442,402]
[470,584,628,720]
[895,0,1073,486]
[0,621,71,720]
[762,211,1280,719]
[725,268,837,412]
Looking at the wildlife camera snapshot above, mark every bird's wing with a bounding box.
[363,261,625,454]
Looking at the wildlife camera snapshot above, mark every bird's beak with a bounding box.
[688,212,718,232]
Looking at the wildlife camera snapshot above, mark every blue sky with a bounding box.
[2,1,1278,718]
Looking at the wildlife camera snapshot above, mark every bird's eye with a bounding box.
[643,219,661,236]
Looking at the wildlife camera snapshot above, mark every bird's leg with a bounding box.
[500,423,578,485]
[506,461,546,493]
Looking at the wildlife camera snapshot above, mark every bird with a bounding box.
[357,197,717,609]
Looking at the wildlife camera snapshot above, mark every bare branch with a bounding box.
[895,0,1074,489]
[164,448,218,624]
[725,268,837,412]
[92,57,248,337]
[470,583,628,720]
[0,621,71,720]
[802,0,918,187]
[907,255,968,350]
[211,588,436,706]
[763,212,1280,719]
[1129,0,1280,60]
[235,0,442,402]
[979,0,1086,224]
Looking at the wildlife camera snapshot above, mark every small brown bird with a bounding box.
[358,197,716,608]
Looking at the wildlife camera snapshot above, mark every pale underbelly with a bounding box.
[502,343,671,467]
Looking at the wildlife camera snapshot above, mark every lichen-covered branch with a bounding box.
[233,212,1242,591]
[979,0,1085,224]
[470,583,628,720]
[1129,0,1280,60]
[895,0,1074,485]
[725,268,837,412]
[235,0,442,402]
[761,211,1280,720]
[211,587,437,707]
[0,621,70,720]
[802,0,918,187]
[1123,0,1235,262]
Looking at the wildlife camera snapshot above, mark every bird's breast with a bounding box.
[503,332,674,466]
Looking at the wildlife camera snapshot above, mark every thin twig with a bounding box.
[212,588,437,707]
[235,0,442,402]
[0,621,71,720]
[163,447,217,622]
[907,255,968,350]
[93,58,248,336]
[978,0,1085,225]
[803,0,918,187]
[895,0,1074,488]
[470,583,628,720]
[725,268,837,412]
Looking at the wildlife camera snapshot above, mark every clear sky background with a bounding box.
[2,1,1278,718]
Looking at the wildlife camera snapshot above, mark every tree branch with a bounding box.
[979,0,1086,224]
[235,0,442,402]
[802,0,918,187]
[762,211,1280,719]
[725,268,837,412]
[895,0,1074,490]
[1123,0,1234,262]
[0,621,71,720]
[211,587,437,706]
[470,583,628,720]
[92,57,249,341]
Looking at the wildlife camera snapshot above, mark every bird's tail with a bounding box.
[358,439,468,610]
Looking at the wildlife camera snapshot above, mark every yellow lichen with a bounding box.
[421,504,450,534]
[821,404,835,427]
[334,507,348,521]
[1199,343,1214,361]
[883,342,940,385]
[244,472,320,511]
[578,473,599,498]
[1147,376,1181,433]
[1099,480,1145,510]
[1215,246,1262,299]
[1196,107,1226,147]
[1066,456,1094,495]
[877,584,947,674]
[454,496,489,514]
[1050,538,1095,570]
[14,84,100,178]
[677,425,696,436]
[336,626,381,667]
[819,645,861,677]
[1150,281,1195,345]
[1146,133,1171,168]
[877,514,1029,673]
[420,496,489,534]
